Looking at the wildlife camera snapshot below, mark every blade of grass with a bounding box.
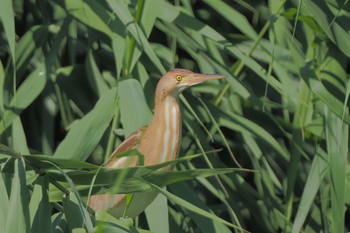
[47,161,94,232]
[199,98,242,168]
[0,0,16,100]
[292,147,329,233]
[53,88,117,161]
[149,183,247,232]
[6,159,30,233]
[170,182,233,233]
[118,79,153,137]
[0,173,10,230]
[29,176,52,233]
[0,64,47,135]
[145,192,169,233]
[107,0,165,74]
[12,117,30,154]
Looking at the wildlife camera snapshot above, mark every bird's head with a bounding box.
[155,69,224,103]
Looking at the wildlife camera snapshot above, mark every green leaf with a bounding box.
[15,25,48,78]
[6,159,30,233]
[215,106,289,159]
[107,0,166,74]
[94,211,134,232]
[12,117,30,154]
[16,152,250,198]
[0,65,47,135]
[300,61,350,124]
[85,51,109,98]
[150,184,244,232]
[53,88,117,161]
[145,193,169,233]
[171,182,232,233]
[118,79,153,137]
[52,212,67,233]
[62,193,91,232]
[203,0,257,39]
[0,0,15,64]
[326,110,347,233]
[0,174,10,230]
[292,148,329,233]
[29,176,52,233]
[62,0,113,37]
[303,0,350,57]
[0,144,21,158]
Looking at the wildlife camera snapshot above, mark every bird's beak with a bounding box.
[185,73,225,87]
[174,72,225,96]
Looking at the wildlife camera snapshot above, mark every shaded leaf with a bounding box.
[54,88,117,161]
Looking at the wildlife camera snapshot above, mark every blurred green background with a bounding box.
[0,0,349,232]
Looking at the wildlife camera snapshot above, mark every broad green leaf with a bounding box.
[15,25,48,79]
[203,0,257,39]
[51,161,94,232]
[303,0,350,57]
[0,144,21,158]
[29,176,52,233]
[171,182,232,233]
[12,117,30,154]
[145,193,169,233]
[300,61,350,124]
[12,153,251,198]
[151,184,244,232]
[292,148,329,233]
[158,1,283,95]
[0,174,10,230]
[62,193,91,232]
[94,211,134,232]
[85,50,109,98]
[52,212,67,233]
[0,60,4,110]
[118,79,153,137]
[111,31,125,80]
[53,88,117,161]
[6,159,30,233]
[62,0,113,37]
[209,103,289,159]
[0,65,47,135]
[326,104,347,233]
[107,0,166,74]
[24,154,99,170]
[0,0,15,65]
[53,167,249,196]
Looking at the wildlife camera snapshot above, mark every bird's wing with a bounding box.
[88,128,144,214]
[104,129,142,168]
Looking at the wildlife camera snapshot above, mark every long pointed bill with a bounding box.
[186,73,225,87]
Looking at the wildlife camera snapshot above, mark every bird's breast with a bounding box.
[138,98,181,166]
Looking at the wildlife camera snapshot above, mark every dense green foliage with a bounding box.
[1,0,350,232]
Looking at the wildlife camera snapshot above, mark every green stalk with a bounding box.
[124,0,145,77]
[284,80,313,232]
[54,84,70,129]
[105,97,120,161]
[108,0,144,159]
[214,0,287,106]
[214,21,270,105]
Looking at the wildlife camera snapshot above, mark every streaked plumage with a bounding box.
[88,69,224,217]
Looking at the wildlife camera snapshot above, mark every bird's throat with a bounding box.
[145,96,181,165]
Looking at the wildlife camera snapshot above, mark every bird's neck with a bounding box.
[150,95,181,163]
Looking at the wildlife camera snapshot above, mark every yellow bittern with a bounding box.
[89,69,224,217]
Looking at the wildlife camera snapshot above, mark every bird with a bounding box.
[88,69,224,218]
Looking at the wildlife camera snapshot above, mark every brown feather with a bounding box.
[88,128,143,212]
[88,69,224,218]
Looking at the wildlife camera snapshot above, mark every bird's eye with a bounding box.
[175,75,182,82]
